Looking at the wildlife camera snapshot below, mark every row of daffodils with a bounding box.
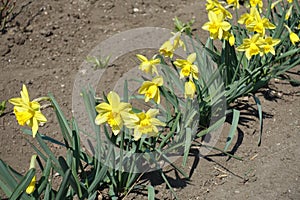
[4,0,299,198]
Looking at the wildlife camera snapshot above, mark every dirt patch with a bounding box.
[0,0,299,199]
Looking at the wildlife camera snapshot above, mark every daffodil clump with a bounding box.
[94,32,200,141]
[3,1,300,199]
[202,0,299,60]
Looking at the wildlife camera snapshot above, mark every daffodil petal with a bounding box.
[34,111,47,123]
[31,118,39,138]
[136,54,148,62]
[95,112,109,125]
[21,84,30,104]
[107,91,120,110]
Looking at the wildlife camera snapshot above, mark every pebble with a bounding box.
[25,79,33,85]
[40,29,53,37]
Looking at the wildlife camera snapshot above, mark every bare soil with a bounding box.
[0,0,299,199]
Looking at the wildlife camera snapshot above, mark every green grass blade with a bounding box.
[160,170,178,200]
[88,191,98,200]
[123,79,129,102]
[9,168,35,200]
[197,116,226,137]
[48,93,72,144]
[55,169,71,200]
[36,134,63,175]
[147,185,155,200]
[0,179,13,198]
[252,95,263,146]
[224,109,240,152]
[182,128,192,167]
[36,158,51,196]
[0,159,18,192]
[43,183,52,200]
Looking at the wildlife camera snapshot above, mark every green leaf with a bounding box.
[182,128,192,167]
[55,169,71,200]
[0,160,18,196]
[197,116,226,138]
[9,168,35,200]
[48,93,72,145]
[36,134,64,175]
[224,109,240,152]
[0,100,6,116]
[36,158,51,196]
[88,191,98,200]
[252,95,263,146]
[147,185,155,200]
[123,79,129,102]
[160,170,178,200]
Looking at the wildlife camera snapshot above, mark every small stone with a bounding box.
[25,79,33,85]
[133,7,139,12]
[24,25,33,32]
[40,29,53,37]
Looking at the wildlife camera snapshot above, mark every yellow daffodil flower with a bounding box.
[237,34,265,60]
[229,33,235,46]
[174,53,199,80]
[206,0,221,11]
[136,54,160,75]
[9,85,47,138]
[289,31,300,45]
[223,31,235,46]
[26,155,37,194]
[138,76,163,104]
[261,37,281,55]
[238,7,257,26]
[123,109,165,141]
[287,0,293,3]
[285,24,300,45]
[95,91,132,135]
[249,0,263,9]
[159,32,185,58]
[185,80,197,99]
[202,11,231,40]
[246,8,276,36]
[206,0,232,19]
[227,0,240,9]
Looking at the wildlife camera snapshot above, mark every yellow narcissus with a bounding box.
[261,37,281,55]
[26,155,37,194]
[95,91,132,135]
[202,11,231,40]
[227,0,240,9]
[246,7,276,36]
[174,53,199,80]
[123,109,165,141]
[237,34,265,60]
[9,85,47,138]
[138,76,163,104]
[249,0,263,9]
[136,54,160,75]
[284,24,300,45]
[159,32,185,58]
[238,7,256,26]
[185,80,197,99]
[290,32,300,45]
